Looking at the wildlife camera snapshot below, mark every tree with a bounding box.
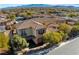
[13,34,29,50]
[18,11,33,18]
[7,14,16,21]
[26,11,33,18]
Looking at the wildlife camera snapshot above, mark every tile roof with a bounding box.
[16,19,44,29]
[16,18,63,29]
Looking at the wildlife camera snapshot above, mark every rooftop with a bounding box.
[16,17,62,29]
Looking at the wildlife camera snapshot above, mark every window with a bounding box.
[20,29,27,38]
[37,28,45,34]
[18,28,33,38]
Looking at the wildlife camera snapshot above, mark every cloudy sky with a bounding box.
[0,0,79,8]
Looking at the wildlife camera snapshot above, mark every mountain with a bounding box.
[52,5,75,8]
[0,4,53,10]
[17,4,53,8]
[1,4,79,10]
[17,4,79,8]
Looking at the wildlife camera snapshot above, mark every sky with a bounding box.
[0,0,79,8]
[0,4,23,8]
[0,0,78,4]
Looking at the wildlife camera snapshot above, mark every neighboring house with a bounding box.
[0,14,7,20]
[61,17,77,25]
[16,17,27,23]
[0,19,16,30]
[0,15,15,26]
[52,12,65,17]
[66,19,76,25]
[47,24,59,32]
[31,14,54,19]
[0,25,6,32]
[32,14,44,18]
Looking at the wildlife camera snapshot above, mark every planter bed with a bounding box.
[16,43,50,55]
[26,44,59,55]
[16,42,60,55]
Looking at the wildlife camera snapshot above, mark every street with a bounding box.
[47,37,79,55]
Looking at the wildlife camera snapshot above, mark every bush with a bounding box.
[59,31,69,41]
[74,22,79,25]
[13,34,29,50]
[69,25,79,37]
[59,23,72,33]
[67,13,78,17]
[0,32,9,49]
[52,32,62,44]
[43,31,63,44]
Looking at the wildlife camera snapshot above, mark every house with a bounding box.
[15,17,68,47]
[61,17,78,25]
[16,19,46,46]
[52,12,65,17]
[0,14,16,30]
[0,14,7,20]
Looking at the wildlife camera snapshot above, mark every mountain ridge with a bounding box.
[1,4,79,9]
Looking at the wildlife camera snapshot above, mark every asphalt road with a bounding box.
[47,37,79,55]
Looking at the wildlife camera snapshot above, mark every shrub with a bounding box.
[59,23,72,33]
[43,31,52,43]
[52,31,62,44]
[0,32,9,49]
[69,25,79,37]
[13,34,29,50]
[67,13,78,17]
[74,22,79,25]
[59,31,69,41]
[43,31,63,44]
[59,31,65,37]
